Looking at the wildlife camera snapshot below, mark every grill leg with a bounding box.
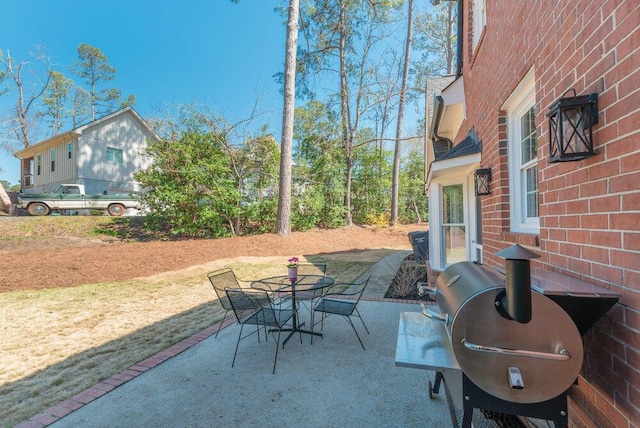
[432,371,443,394]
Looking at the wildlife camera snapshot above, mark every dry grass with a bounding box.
[0,253,386,427]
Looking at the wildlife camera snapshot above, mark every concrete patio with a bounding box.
[48,299,453,427]
[22,250,468,427]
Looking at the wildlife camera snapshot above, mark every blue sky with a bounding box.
[0,0,289,185]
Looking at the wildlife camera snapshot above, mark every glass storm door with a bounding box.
[442,184,466,265]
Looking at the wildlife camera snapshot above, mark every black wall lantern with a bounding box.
[547,89,598,162]
[474,168,491,196]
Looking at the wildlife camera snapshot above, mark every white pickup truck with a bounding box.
[17,184,141,216]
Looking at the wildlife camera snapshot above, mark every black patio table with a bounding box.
[252,274,335,347]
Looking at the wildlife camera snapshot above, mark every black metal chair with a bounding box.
[226,288,296,374]
[207,267,252,338]
[312,276,371,350]
[289,262,327,306]
[291,263,328,339]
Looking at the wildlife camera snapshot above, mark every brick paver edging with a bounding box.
[16,297,422,427]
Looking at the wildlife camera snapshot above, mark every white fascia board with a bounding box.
[426,152,481,190]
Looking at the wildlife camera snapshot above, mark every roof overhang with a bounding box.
[13,131,80,159]
[426,152,480,190]
[428,75,466,141]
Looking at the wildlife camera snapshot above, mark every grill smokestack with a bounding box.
[496,244,541,323]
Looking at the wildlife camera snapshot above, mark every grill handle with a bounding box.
[461,339,571,361]
[420,303,448,323]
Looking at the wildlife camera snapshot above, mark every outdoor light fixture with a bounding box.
[474,168,491,196]
[547,89,598,162]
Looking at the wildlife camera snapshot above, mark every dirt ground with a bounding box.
[0,218,418,293]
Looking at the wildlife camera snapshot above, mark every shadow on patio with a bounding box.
[47,300,453,427]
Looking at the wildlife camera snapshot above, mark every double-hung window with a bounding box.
[106,147,123,164]
[504,69,539,234]
[50,149,56,172]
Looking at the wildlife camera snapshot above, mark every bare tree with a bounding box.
[413,0,457,86]
[275,0,300,236]
[0,48,52,151]
[391,0,414,226]
[300,0,400,225]
[0,50,7,97]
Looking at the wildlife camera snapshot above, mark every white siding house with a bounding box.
[13,107,159,195]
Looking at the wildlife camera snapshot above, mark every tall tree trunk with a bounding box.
[446,1,455,74]
[338,0,353,226]
[391,0,414,226]
[345,155,353,225]
[275,0,300,236]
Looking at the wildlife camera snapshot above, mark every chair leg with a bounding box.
[272,329,281,374]
[310,309,315,345]
[215,310,230,338]
[231,324,244,368]
[344,316,366,351]
[354,307,370,334]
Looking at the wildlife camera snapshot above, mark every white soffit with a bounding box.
[438,76,466,140]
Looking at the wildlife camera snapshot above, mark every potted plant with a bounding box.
[287,257,299,282]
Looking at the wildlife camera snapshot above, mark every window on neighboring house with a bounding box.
[505,69,539,234]
[36,154,41,175]
[51,149,56,172]
[442,184,467,265]
[473,0,487,50]
[67,142,72,160]
[106,147,123,164]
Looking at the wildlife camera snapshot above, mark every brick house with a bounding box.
[425,0,639,425]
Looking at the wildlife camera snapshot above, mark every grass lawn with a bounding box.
[0,251,389,427]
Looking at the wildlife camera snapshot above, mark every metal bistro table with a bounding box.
[252,274,334,347]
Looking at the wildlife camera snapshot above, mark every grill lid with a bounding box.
[434,261,583,404]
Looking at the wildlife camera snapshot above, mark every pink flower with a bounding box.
[287,257,299,268]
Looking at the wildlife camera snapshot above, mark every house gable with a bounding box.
[14,107,159,194]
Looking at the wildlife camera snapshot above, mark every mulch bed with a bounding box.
[384,254,431,301]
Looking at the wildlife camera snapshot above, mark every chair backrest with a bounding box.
[207,268,242,311]
[297,262,327,277]
[350,276,370,305]
[225,288,270,322]
[327,275,370,303]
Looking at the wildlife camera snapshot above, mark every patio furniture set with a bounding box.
[207,263,370,374]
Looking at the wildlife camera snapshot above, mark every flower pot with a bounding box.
[288,267,298,282]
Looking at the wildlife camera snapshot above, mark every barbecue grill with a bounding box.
[395,244,620,427]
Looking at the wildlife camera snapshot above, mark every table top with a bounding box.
[394,311,460,372]
[252,275,335,293]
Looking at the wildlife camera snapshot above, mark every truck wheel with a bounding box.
[107,204,125,216]
[28,203,50,216]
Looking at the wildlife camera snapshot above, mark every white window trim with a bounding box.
[106,146,124,164]
[472,0,487,50]
[503,68,540,235]
[428,173,477,270]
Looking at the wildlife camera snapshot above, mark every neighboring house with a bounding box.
[13,107,160,195]
[425,0,639,426]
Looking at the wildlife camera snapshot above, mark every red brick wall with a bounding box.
[457,0,640,426]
